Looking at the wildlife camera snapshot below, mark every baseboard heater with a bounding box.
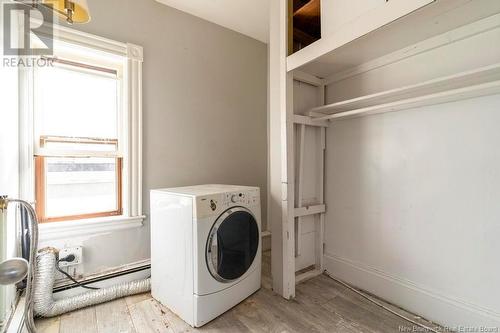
[53,264,151,293]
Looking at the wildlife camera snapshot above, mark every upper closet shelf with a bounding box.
[309,64,500,121]
[287,0,500,79]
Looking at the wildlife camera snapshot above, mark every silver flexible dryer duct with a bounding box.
[33,248,150,317]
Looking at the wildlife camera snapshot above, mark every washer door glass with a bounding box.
[206,208,259,282]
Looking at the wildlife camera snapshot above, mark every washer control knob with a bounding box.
[231,194,238,203]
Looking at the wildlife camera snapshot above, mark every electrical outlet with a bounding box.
[58,246,83,267]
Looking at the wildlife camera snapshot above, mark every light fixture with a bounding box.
[41,0,91,24]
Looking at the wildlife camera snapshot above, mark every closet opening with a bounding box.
[289,0,321,54]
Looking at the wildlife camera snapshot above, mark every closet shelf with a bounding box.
[287,1,500,78]
[309,64,500,121]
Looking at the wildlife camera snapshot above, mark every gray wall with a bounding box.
[39,0,268,276]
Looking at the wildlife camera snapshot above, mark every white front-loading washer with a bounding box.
[150,184,261,327]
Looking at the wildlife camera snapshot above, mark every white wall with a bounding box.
[323,26,500,327]
[321,0,384,38]
[36,0,268,278]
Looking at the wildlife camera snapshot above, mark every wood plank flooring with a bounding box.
[35,251,439,333]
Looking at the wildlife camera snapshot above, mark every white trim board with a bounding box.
[323,253,500,329]
[293,115,328,128]
[269,0,296,299]
[39,215,145,241]
[293,71,324,87]
[261,230,271,237]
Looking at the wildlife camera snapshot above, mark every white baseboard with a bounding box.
[324,253,500,329]
[262,230,271,251]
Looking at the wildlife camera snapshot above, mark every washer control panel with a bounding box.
[223,191,259,206]
[195,188,260,219]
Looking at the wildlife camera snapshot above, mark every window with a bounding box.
[35,141,123,222]
[21,27,144,225]
[34,54,123,223]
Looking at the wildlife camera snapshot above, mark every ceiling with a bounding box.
[155,0,270,43]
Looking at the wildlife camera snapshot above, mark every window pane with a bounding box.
[45,157,119,218]
[36,65,118,139]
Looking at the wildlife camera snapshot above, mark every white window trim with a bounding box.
[19,20,144,239]
[36,216,145,241]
